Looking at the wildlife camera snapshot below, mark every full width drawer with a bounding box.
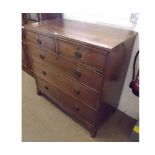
[33,61,101,110]
[26,30,55,51]
[29,44,103,92]
[36,76,97,125]
[57,40,107,71]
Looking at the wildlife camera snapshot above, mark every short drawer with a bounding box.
[57,40,107,71]
[26,30,55,52]
[33,61,101,110]
[29,44,103,92]
[36,76,97,124]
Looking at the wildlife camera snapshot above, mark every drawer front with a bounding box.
[33,61,101,110]
[58,40,107,71]
[36,76,97,124]
[26,30,55,51]
[29,44,103,92]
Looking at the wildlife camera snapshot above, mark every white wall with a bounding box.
[64,13,138,30]
[64,13,139,119]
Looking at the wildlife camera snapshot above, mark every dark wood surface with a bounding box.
[29,43,104,92]
[26,30,56,51]
[23,18,137,137]
[36,76,97,125]
[22,14,63,77]
[22,43,28,68]
[101,36,136,107]
[33,61,101,110]
[57,39,107,71]
[23,19,137,50]
[22,13,63,24]
[22,30,34,77]
[40,13,63,21]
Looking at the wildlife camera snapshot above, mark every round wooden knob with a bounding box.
[37,39,42,44]
[45,86,48,90]
[42,71,46,75]
[74,70,81,77]
[75,49,82,58]
[74,89,80,95]
[40,54,44,59]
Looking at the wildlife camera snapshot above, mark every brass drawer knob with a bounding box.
[45,86,48,90]
[42,71,46,75]
[75,49,82,58]
[37,39,42,44]
[40,54,44,59]
[74,69,81,77]
[74,89,80,95]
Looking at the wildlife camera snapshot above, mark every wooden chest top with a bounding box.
[23,19,137,50]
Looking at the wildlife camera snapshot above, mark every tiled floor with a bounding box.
[22,71,136,142]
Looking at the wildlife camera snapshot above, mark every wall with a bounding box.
[118,36,139,119]
[64,13,139,119]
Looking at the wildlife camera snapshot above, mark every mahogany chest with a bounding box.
[23,19,137,137]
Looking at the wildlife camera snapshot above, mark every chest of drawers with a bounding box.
[23,19,137,137]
